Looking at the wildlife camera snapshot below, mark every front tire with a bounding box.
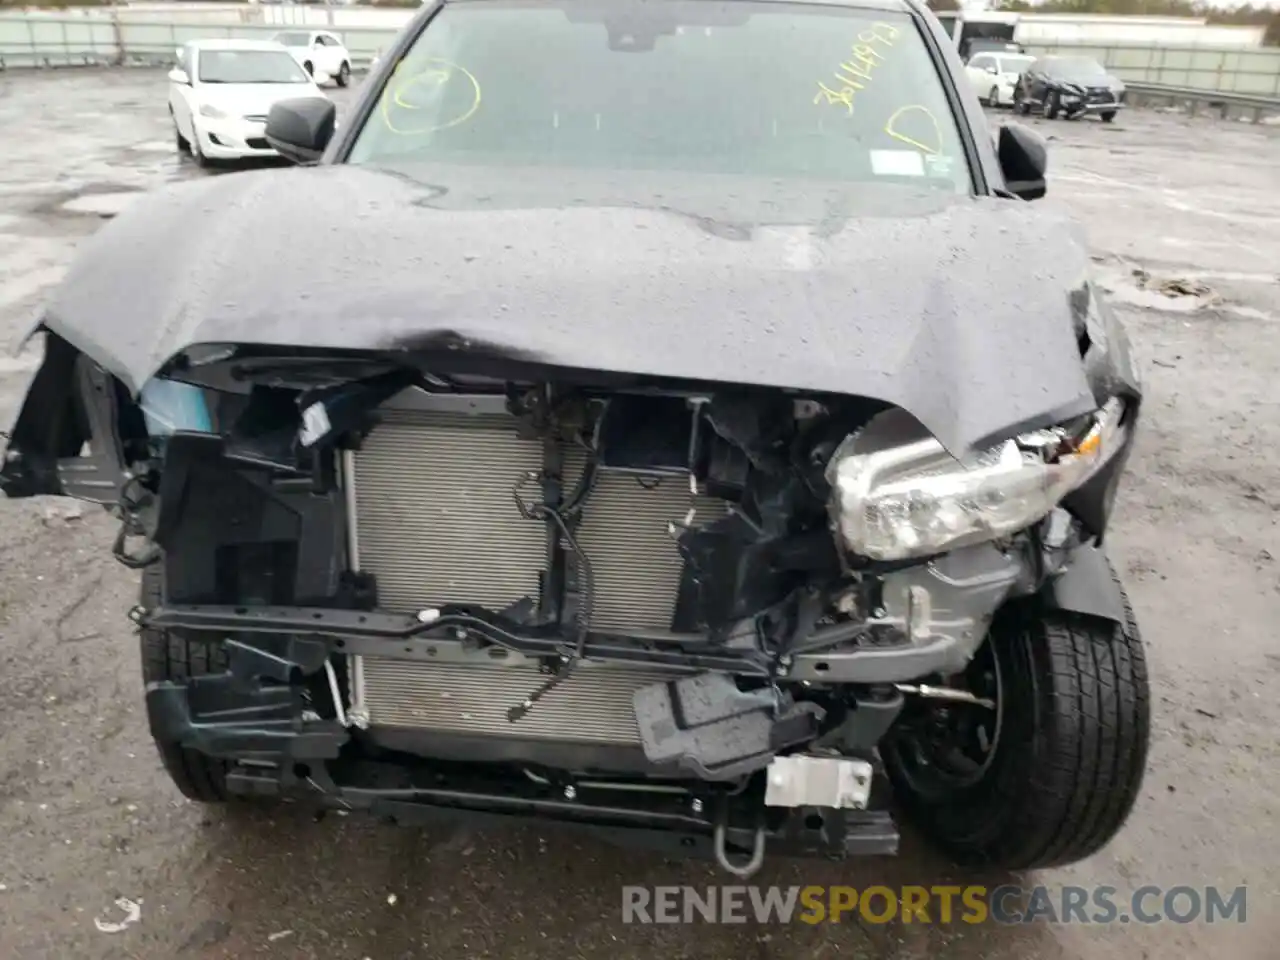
[987,86,1000,108]
[140,566,232,803]
[1101,111,1117,123]
[303,59,314,77]
[1045,89,1061,119]
[336,61,351,87]
[189,130,211,169]
[883,591,1150,870]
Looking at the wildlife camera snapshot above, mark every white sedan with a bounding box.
[169,40,329,165]
[964,52,1035,108]
[271,29,353,88]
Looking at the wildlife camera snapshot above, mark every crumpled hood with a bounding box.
[38,164,1104,456]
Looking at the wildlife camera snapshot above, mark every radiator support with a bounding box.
[344,390,728,742]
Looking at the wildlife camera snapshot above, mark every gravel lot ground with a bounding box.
[0,69,1278,960]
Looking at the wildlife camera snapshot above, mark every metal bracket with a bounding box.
[763,755,874,810]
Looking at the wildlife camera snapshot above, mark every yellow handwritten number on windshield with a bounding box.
[380,57,482,135]
[813,22,899,115]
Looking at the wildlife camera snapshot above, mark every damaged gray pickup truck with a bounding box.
[2,0,1149,876]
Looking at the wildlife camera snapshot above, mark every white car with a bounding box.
[271,29,353,87]
[169,40,329,165]
[964,52,1035,108]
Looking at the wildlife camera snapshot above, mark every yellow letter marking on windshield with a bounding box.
[883,104,943,155]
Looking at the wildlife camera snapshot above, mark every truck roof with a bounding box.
[453,0,918,12]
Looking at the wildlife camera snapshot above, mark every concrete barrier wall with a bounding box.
[0,11,396,67]
[2,7,1279,97]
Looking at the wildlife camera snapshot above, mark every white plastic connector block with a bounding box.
[763,755,873,810]
[298,401,331,447]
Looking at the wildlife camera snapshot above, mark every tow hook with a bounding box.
[713,820,767,878]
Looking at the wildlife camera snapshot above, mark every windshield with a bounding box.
[1001,55,1034,73]
[198,49,310,84]
[1047,57,1108,82]
[347,0,972,192]
[272,31,311,47]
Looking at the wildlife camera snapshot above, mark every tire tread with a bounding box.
[884,571,1150,871]
[998,593,1149,867]
[139,567,232,803]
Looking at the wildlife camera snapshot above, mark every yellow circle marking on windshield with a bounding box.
[883,105,942,156]
[380,57,481,135]
[393,66,452,108]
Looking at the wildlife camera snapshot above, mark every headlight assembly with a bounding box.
[827,399,1127,561]
[199,104,228,119]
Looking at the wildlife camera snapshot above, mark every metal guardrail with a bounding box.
[1123,81,1280,123]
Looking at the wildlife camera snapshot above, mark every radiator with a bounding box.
[563,451,729,631]
[347,398,724,740]
[349,404,727,630]
[350,408,547,613]
[359,655,674,743]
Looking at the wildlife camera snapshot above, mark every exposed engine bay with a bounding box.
[1,336,1138,874]
[336,385,1036,779]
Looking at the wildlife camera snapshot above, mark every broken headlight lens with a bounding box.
[828,399,1127,561]
[139,378,212,439]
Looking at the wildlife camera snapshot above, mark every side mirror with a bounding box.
[985,65,998,74]
[168,67,190,85]
[265,97,337,165]
[997,123,1047,201]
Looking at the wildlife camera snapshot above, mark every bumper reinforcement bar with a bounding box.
[141,602,967,683]
[225,759,900,867]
